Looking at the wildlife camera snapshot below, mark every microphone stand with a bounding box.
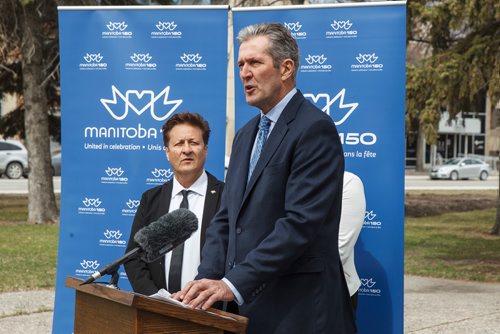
[107,270,120,289]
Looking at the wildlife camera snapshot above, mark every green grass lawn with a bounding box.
[0,195,498,292]
[0,222,58,292]
[0,195,29,221]
[405,208,500,282]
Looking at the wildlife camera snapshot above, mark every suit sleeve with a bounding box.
[196,194,229,280]
[196,138,243,281]
[124,191,160,295]
[225,116,344,302]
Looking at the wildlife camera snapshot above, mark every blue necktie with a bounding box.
[248,116,271,181]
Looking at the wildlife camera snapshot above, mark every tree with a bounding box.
[406,0,500,234]
[0,0,174,224]
[0,1,60,224]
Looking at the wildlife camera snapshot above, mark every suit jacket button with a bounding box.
[236,227,242,234]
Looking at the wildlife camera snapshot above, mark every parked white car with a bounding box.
[430,157,490,181]
[0,140,29,179]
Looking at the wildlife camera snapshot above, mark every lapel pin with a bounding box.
[211,190,216,194]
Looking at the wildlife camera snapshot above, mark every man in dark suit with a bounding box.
[173,23,356,333]
[124,112,224,296]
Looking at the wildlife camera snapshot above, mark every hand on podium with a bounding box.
[171,279,235,310]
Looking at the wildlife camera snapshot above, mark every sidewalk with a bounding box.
[0,275,498,333]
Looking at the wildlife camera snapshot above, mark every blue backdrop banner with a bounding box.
[54,6,228,333]
[233,3,406,333]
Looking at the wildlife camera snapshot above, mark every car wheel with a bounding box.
[479,171,488,181]
[450,171,459,181]
[6,162,23,179]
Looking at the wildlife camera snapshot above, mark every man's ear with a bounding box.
[165,148,170,161]
[281,59,294,81]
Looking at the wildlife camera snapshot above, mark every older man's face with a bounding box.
[238,36,286,114]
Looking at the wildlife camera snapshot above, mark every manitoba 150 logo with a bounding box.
[304,89,377,147]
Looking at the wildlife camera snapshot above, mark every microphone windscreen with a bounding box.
[133,208,198,263]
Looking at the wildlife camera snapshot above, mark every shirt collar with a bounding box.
[261,87,297,124]
[172,170,207,197]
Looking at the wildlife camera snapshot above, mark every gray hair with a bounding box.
[237,23,299,82]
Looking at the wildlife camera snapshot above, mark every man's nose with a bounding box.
[240,64,252,80]
[181,143,193,153]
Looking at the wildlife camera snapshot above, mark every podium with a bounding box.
[65,277,248,334]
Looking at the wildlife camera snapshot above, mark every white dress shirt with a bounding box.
[164,171,208,291]
[339,171,366,296]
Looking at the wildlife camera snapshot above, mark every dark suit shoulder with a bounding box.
[296,91,333,122]
[206,171,224,187]
[140,180,171,200]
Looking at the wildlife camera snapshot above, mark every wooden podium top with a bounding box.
[66,276,248,334]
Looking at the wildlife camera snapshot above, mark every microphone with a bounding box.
[80,208,198,285]
[135,207,198,263]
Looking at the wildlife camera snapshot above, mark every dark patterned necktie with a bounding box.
[168,189,190,292]
[248,116,271,182]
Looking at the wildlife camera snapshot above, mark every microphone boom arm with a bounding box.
[80,247,141,286]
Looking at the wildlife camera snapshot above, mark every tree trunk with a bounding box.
[21,3,59,224]
[415,122,426,172]
[492,152,500,235]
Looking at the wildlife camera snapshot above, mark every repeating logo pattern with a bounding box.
[300,54,332,73]
[331,20,352,30]
[364,210,383,229]
[156,21,176,31]
[176,53,207,71]
[284,21,302,32]
[122,199,140,217]
[130,53,152,63]
[361,278,376,288]
[104,230,123,239]
[78,197,106,215]
[84,53,103,63]
[152,168,173,178]
[126,53,157,71]
[305,55,327,65]
[146,168,174,185]
[180,53,202,63]
[102,21,132,38]
[284,21,307,39]
[107,21,127,31]
[356,53,378,64]
[126,199,140,209]
[75,260,100,277]
[101,167,128,185]
[351,53,384,72]
[326,19,358,39]
[359,277,382,296]
[83,198,102,207]
[151,21,182,38]
[99,230,126,247]
[79,53,107,70]
[80,259,100,270]
[105,167,124,177]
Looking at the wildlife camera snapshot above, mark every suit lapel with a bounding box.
[157,181,173,220]
[200,172,222,253]
[232,116,259,213]
[156,180,173,289]
[242,91,304,204]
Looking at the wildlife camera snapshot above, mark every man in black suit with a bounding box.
[124,112,224,295]
[173,23,356,333]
